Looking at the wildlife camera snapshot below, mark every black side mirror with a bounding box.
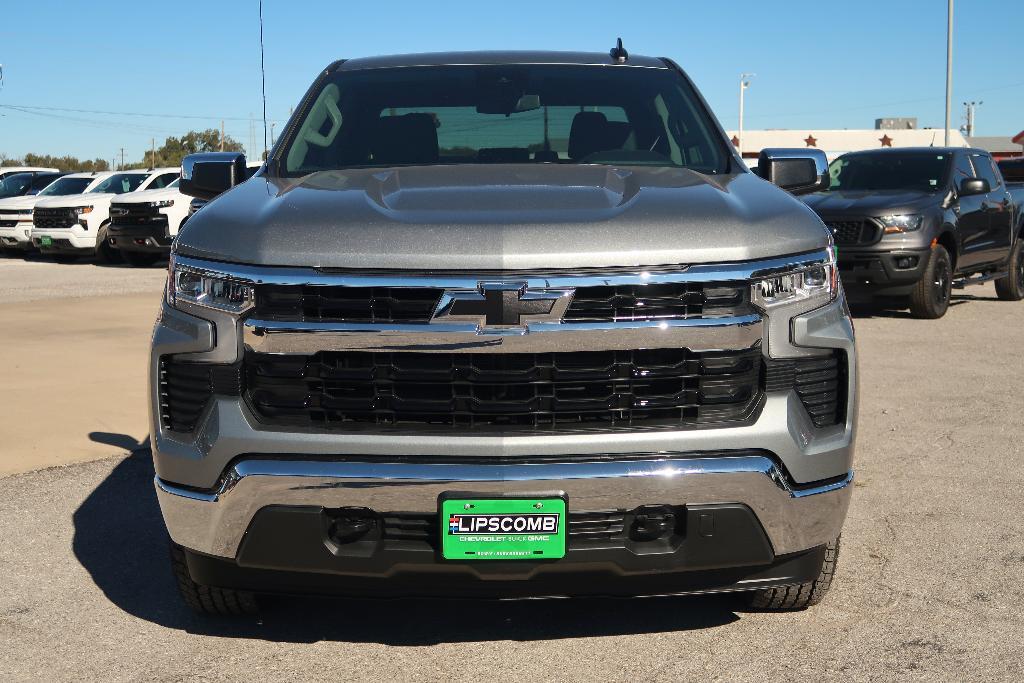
[959,178,990,197]
[757,148,829,195]
[179,152,248,200]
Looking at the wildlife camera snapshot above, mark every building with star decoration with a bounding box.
[727,128,970,162]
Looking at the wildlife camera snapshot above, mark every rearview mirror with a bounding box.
[959,178,990,197]
[757,148,829,195]
[179,152,248,200]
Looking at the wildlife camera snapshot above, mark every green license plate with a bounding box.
[40,236,52,247]
[440,495,567,561]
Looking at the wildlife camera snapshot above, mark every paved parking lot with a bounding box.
[1,258,1022,681]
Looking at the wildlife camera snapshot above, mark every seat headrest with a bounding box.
[568,112,609,160]
[372,113,439,165]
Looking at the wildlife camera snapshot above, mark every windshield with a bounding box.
[88,173,148,194]
[0,173,33,198]
[828,153,950,192]
[38,176,93,196]
[279,65,729,176]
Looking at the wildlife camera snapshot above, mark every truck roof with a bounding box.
[335,50,668,72]
[840,147,979,157]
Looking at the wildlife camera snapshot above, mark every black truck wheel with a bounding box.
[95,225,124,265]
[908,245,952,319]
[170,543,259,616]
[747,536,841,610]
[994,239,1024,301]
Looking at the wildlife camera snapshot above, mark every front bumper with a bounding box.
[839,246,931,297]
[108,222,173,254]
[0,221,34,248]
[31,226,96,253]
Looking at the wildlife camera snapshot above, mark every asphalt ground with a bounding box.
[1,256,1022,681]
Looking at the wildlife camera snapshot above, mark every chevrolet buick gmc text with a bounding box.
[152,48,857,614]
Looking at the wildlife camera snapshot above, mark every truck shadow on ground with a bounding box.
[849,300,969,319]
[72,446,745,644]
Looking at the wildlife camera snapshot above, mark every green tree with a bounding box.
[137,129,245,168]
[18,153,109,172]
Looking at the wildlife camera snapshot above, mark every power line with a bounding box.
[0,102,285,123]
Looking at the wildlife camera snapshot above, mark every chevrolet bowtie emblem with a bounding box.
[432,282,573,328]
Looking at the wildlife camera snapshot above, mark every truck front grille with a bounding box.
[243,347,763,432]
[159,359,242,433]
[825,219,880,246]
[252,282,749,324]
[111,203,168,228]
[32,207,76,231]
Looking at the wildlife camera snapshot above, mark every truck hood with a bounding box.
[112,186,185,204]
[802,189,942,217]
[175,165,830,270]
[0,195,45,211]
[34,192,116,209]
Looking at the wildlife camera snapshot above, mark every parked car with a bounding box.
[0,166,59,181]
[0,172,109,253]
[0,171,65,200]
[803,148,1024,318]
[154,47,856,615]
[30,168,180,262]
[107,179,189,266]
[179,162,262,228]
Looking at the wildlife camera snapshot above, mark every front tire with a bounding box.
[747,536,841,610]
[994,238,1024,301]
[95,224,123,265]
[909,245,952,319]
[170,543,259,616]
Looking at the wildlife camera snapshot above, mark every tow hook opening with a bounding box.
[629,505,679,542]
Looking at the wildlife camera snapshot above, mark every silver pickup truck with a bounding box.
[152,46,857,614]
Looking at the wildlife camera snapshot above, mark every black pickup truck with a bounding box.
[803,147,1024,318]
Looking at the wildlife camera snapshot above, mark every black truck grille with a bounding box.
[0,220,18,228]
[253,282,749,324]
[32,207,76,231]
[375,509,631,543]
[825,219,880,246]
[244,348,764,432]
[111,203,168,227]
[765,352,846,427]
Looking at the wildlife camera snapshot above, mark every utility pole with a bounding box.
[270,122,276,147]
[738,73,755,157]
[220,120,225,152]
[945,0,953,146]
[962,100,982,137]
[119,147,125,171]
[150,138,155,168]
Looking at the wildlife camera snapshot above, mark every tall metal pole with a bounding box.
[945,0,953,146]
[738,74,754,156]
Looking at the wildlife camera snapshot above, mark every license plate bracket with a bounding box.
[439,492,567,561]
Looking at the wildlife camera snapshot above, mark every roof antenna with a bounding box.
[610,38,628,64]
[259,0,269,160]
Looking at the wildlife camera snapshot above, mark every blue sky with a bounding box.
[1,0,1021,163]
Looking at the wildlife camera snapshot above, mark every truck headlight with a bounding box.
[751,251,838,310]
[70,206,94,216]
[167,255,253,313]
[878,214,922,234]
[151,200,175,208]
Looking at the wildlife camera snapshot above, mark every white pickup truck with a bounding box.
[31,167,180,262]
[0,166,60,181]
[0,173,109,253]
[107,179,190,266]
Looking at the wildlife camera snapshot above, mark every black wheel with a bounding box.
[747,536,841,610]
[908,245,952,319]
[121,250,162,267]
[170,543,259,616]
[95,224,123,264]
[995,238,1024,301]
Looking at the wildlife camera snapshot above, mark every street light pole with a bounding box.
[945,0,953,146]
[738,73,755,157]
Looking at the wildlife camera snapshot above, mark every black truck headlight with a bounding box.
[167,255,253,314]
[878,214,923,234]
[152,200,175,208]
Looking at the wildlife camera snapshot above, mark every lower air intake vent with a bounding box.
[765,351,846,427]
[158,359,241,433]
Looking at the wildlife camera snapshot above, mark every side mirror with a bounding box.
[757,148,829,196]
[179,152,248,200]
[959,178,990,197]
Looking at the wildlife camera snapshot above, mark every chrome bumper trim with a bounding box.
[155,454,853,559]
[241,314,763,353]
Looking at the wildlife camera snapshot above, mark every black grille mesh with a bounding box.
[825,220,879,246]
[159,360,241,433]
[765,352,846,427]
[253,282,750,324]
[111,203,168,228]
[32,207,76,231]
[244,348,764,432]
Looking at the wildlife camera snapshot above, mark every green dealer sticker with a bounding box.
[440,496,567,561]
